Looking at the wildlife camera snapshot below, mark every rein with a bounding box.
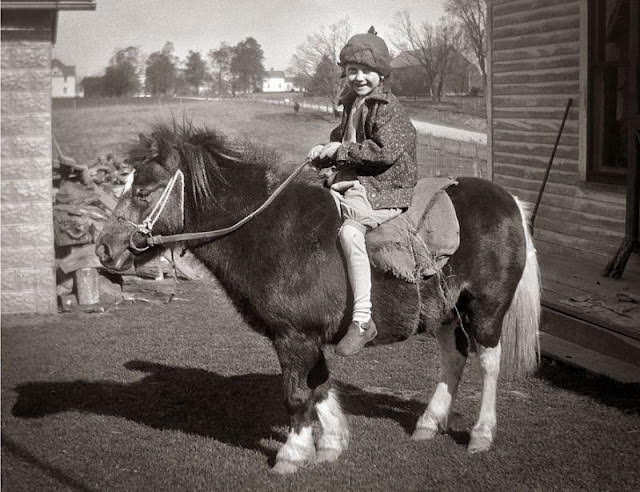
[127,159,310,251]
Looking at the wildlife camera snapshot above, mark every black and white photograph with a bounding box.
[1,0,639,489]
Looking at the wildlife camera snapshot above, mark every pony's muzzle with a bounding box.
[95,242,132,272]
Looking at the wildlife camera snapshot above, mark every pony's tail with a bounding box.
[500,197,541,379]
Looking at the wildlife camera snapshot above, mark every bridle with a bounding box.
[120,168,185,253]
[120,159,310,253]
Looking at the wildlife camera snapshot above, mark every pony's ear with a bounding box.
[138,133,151,146]
[166,146,182,169]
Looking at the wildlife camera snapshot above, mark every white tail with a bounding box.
[500,198,541,378]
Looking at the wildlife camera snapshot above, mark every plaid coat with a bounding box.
[330,85,417,209]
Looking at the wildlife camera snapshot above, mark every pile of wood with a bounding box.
[53,147,212,311]
[53,153,133,247]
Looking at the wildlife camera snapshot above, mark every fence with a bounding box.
[52,96,205,110]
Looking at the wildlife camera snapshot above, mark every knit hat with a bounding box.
[339,26,391,77]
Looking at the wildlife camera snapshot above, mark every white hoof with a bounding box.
[316,446,343,463]
[271,459,305,474]
[273,426,315,473]
[315,390,349,464]
[468,425,494,453]
[411,426,439,441]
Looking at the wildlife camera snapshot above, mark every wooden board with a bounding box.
[541,332,640,383]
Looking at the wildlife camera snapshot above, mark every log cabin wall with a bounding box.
[488,0,626,262]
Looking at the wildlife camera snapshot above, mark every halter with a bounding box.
[121,159,310,252]
[121,169,185,253]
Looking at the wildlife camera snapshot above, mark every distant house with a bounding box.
[51,58,80,97]
[391,49,483,96]
[262,70,301,92]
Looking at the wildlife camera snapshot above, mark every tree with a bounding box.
[445,0,487,88]
[184,50,207,95]
[81,76,105,97]
[230,37,265,94]
[290,18,351,108]
[209,43,233,96]
[145,42,177,95]
[103,46,141,96]
[393,12,464,102]
[308,54,340,99]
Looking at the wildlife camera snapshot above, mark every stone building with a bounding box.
[1,0,96,314]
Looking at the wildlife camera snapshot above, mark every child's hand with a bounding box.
[318,142,341,160]
[330,180,358,193]
[307,144,324,163]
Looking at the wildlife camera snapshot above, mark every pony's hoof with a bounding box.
[316,447,342,463]
[467,437,492,454]
[468,431,494,453]
[271,459,306,474]
[411,427,438,441]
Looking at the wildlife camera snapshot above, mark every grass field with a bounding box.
[2,100,637,490]
[53,99,339,171]
[3,279,639,491]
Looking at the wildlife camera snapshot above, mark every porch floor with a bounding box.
[537,246,640,380]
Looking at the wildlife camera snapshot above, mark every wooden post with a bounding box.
[603,2,639,278]
[75,267,100,305]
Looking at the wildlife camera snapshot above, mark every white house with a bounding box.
[262,70,301,92]
[51,58,80,97]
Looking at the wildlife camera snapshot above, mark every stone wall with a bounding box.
[1,26,57,313]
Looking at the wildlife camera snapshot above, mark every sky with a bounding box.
[54,0,446,78]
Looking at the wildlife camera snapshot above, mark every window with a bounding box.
[588,0,631,185]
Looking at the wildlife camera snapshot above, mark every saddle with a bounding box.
[365,177,459,283]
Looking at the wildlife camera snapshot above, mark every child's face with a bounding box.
[345,64,381,97]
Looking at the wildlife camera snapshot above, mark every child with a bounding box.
[308,27,417,356]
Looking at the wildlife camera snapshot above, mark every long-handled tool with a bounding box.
[529,97,573,233]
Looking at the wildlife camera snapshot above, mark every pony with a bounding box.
[96,122,540,474]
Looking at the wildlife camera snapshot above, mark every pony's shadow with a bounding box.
[11,360,426,459]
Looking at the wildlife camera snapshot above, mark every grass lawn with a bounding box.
[52,99,338,170]
[1,99,636,490]
[2,279,639,491]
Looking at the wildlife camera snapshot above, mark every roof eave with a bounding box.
[1,1,96,11]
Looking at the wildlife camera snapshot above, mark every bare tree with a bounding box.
[446,0,487,88]
[290,18,351,110]
[393,11,464,102]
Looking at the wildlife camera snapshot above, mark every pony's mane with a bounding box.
[128,120,282,211]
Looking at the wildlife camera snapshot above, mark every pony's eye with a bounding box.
[134,188,152,201]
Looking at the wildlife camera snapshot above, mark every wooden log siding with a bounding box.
[489,0,626,261]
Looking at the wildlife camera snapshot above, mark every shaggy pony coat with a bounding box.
[96,123,540,473]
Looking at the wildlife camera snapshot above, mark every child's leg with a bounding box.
[338,219,371,324]
[330,182,402,355]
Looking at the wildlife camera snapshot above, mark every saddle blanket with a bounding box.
[366,177,459,283]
